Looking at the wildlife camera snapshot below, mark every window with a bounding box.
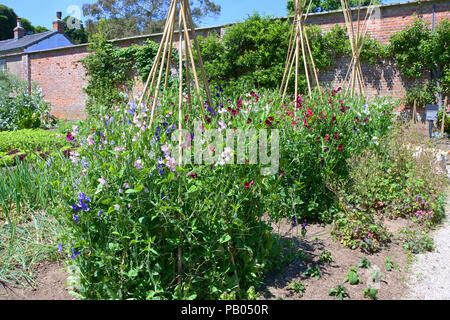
[0,59,6,72]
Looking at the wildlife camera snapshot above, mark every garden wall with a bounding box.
[2,0,449,120]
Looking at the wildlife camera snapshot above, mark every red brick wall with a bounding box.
[30,46,90,119]
[14,0,450,120]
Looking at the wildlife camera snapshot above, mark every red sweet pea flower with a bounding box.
[337,145,344,152]
[325,134,330,142]
[244,181,254,189]
[306,108,313,117]
[324,147,329,152]
[281,171,285,177]
[247,118,252,124]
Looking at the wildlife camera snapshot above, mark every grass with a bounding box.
[0,212,63,288]
[0,161,69,289]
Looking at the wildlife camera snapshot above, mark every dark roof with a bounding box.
[0,31,57,53]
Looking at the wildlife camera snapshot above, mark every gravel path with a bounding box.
[403,186,450,300]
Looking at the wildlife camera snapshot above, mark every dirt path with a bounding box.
[402,187,450,300]
[0,261,74,300]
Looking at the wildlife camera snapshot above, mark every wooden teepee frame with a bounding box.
[279,0,322,103]
[340,0,376,97]
[138,0,213,138]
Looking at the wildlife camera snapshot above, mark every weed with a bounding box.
[358,257,371,268]
[287,280,306,297]
[344,267,361,285]
[303,266,321,280]
[363,287,378,300]
[320,250,333,264]
[328,285,349,300]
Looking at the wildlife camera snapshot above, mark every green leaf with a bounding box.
[219,234,232,243]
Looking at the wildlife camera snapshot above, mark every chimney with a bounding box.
[53,11,65,34]
[14,17,25,39]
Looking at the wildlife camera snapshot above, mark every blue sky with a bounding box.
[1,0,402,30]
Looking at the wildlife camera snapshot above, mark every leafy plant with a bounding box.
[363,287,378,300]
[0,72,51,131]
[400,228,435,254]
[344,267,361,285]
[287,280,306,297]
[385,256,394,271]
[328,285,349,300]
[358,257,371,269]
[303,266,321,280]
[319,250,333,264]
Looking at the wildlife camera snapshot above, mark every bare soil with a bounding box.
[259,218,414,300]
[0,261,74,300]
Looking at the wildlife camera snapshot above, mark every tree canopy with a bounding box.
[287,0,380,14]
[0,5,48,41]
[82,0,221,40]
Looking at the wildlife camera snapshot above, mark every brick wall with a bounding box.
[4,0,450,120]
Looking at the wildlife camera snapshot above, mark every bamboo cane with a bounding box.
[183,0,213,107]
[139,0,177,106]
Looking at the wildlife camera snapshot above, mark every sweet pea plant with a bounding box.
[57,88,283,299]
[264,87,394,223]
[53,84,396,299]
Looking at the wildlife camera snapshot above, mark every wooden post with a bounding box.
[412,99,417,125]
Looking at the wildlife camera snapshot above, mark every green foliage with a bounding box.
[390,18,450,100]
[0,5,17,40]
[83,0,221,40]
[0,129,63,153]
[400,228,435,254]
[268,89,395,223]
[197,14,350,94]
[319,250,333,264]
[405,82,437,107]
[390,19,432,79]
[287,280,306,297]
[287,0,379,14]
[344,266,361,285]
[63,16,89,44]
[80,31,166,117]
[330,125,447,251]
[328,284,349,300]
[363,287,378,300]
[385,256,394,271]
[358,257,371,268]
[0,72,51,131]
[303,266,321,280]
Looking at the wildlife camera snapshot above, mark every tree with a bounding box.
[0,5,48,40]
[21,18,37,35]
[287,0,380,14]
[82,0,221,40]
[63,16,89,44]
[34,26,50,33]
[0,5,17,40]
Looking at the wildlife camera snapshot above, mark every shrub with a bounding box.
[0,72,51,131]
[196,14,349,95]
[80,33,172,117]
